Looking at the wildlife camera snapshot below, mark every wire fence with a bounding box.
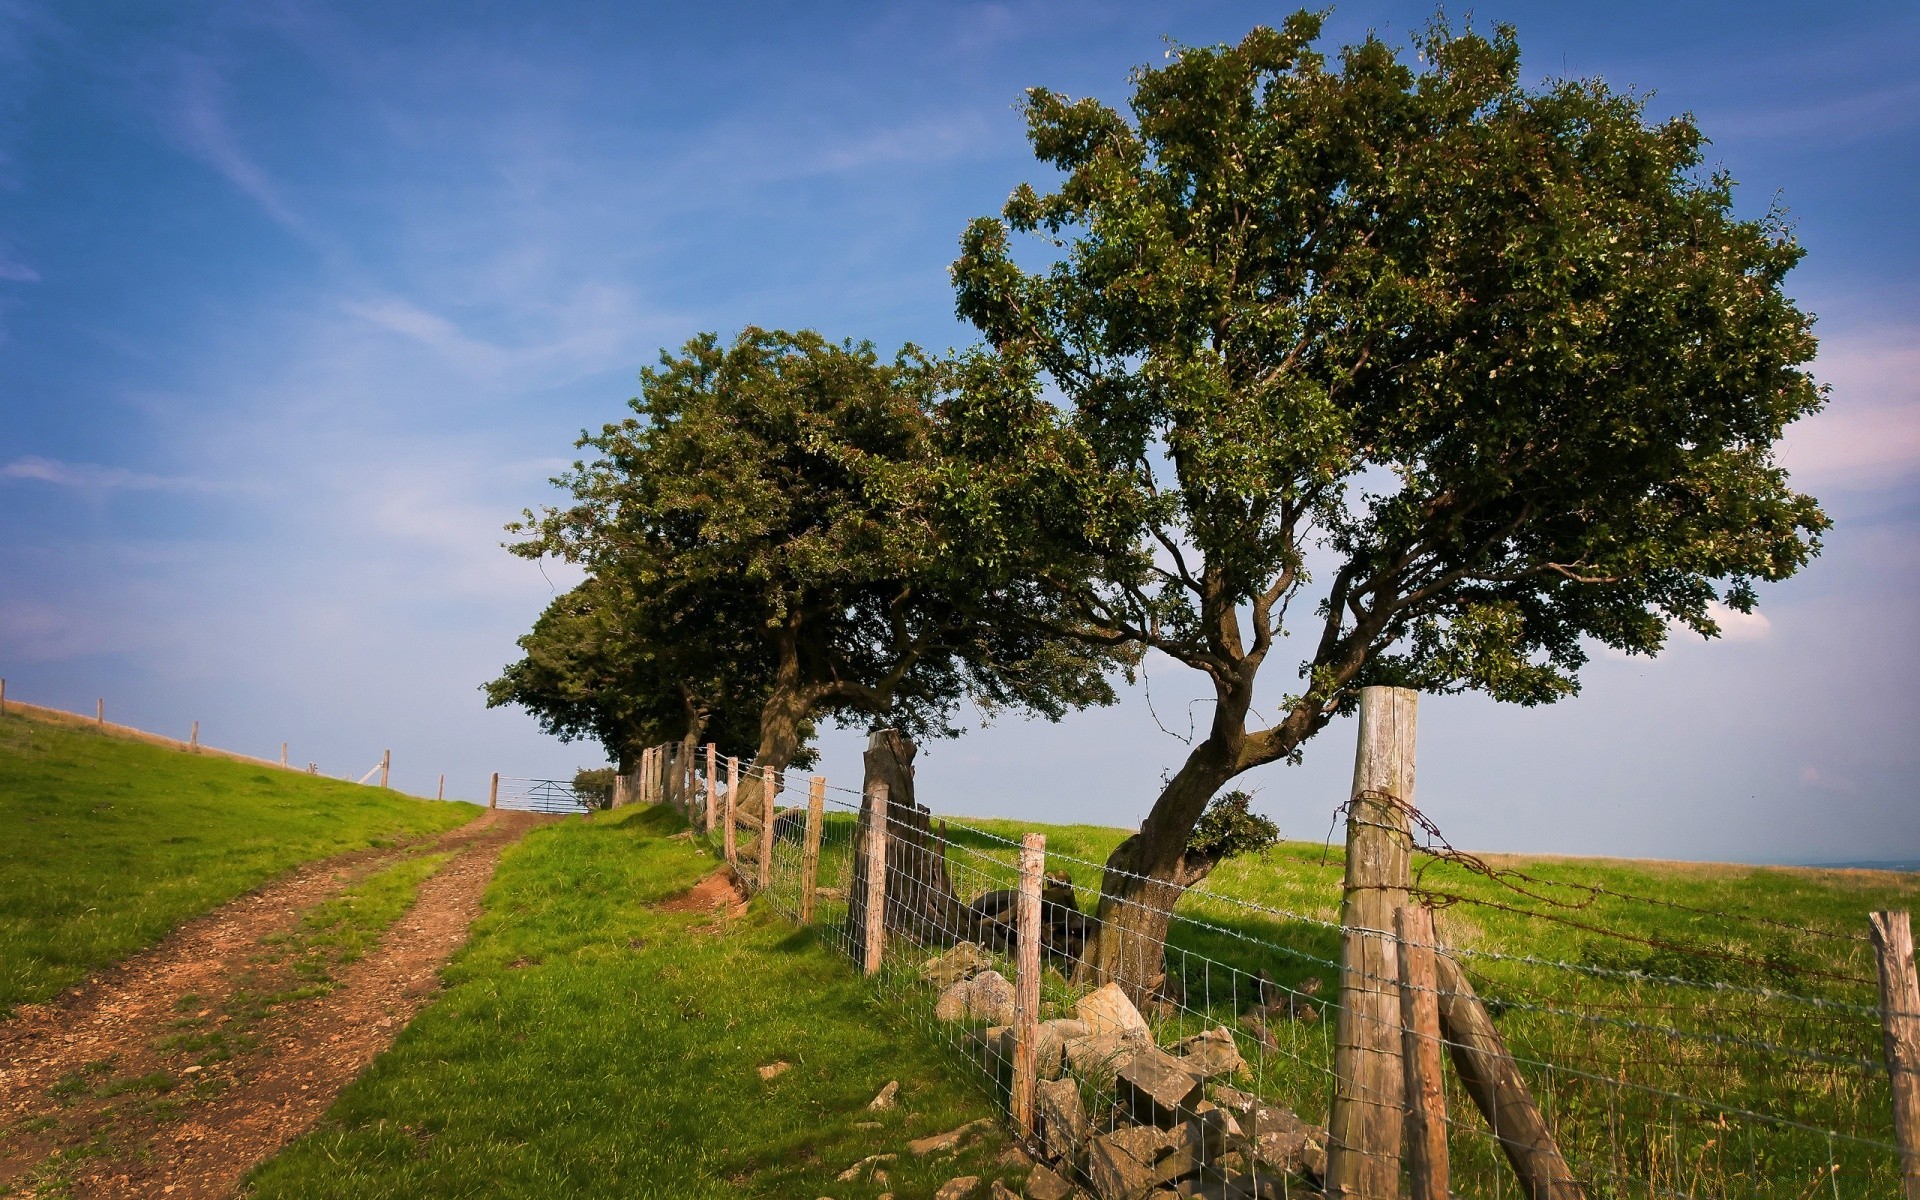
[617,739,1918,1200]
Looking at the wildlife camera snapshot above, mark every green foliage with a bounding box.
[946,12,1830,863]
[246,807,1026,1198]
[514,327,1118,765]
[1185,789,1279,865]
[0,711,474,1014]
[570,767,617,811]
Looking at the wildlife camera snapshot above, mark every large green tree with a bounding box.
[949,15,1829,991]
[514,327,1116,814]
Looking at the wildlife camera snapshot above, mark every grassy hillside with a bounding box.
[0,710,476,1014]
[245,806,1025,1199]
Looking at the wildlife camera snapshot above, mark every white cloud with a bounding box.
[166,54,317,244]
[0,456,229,493]
[0,257,39,282]
[1704,600,1771,642]
[1784,333,1920,490]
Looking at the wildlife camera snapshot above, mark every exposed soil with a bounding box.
[0,807,554,1198]
[655,867,750,918]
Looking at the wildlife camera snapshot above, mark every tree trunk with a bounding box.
[737,635,811,826]
[1077,738,1239,1003]
[848,730,964,948]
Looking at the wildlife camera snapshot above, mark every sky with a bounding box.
[1,0,1916,866]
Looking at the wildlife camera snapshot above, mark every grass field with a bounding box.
[0,709,476,1015]
[790,812,1920,1199]
[244,805,1027,1199]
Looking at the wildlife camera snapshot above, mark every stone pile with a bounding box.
[926,949,1328,1200]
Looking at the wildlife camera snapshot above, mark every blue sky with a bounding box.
[2,1,1916,864]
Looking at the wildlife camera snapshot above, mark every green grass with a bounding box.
[895,816,1920,1199]
[0,710,476,1014]
[244,806,1027,1199]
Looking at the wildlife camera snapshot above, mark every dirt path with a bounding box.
[0,808,553,1198]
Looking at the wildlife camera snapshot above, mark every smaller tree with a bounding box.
[514,328,1118,817]
[484,571,766,770]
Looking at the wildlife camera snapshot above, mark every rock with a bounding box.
[935,1177,982,1200]
[987,1019,1080,1081]
[869,1079,900,1109]
[1171,1027,1247,1081]
[1076,982,1150,1039]
[1064,1031,1148,1082]
[1027,1162,1077,1200]
[758,1060,791,1080]
[1087,1125,1174,1200]
[1149,1109,1236,1186]
[1235,1013,1278,1051]
[991,1183,1023,1200]
[1036,1076,1089,1163]
[937,970,1017,1024]
[909,1118,994,1157]
[996,1144,1033,1168]
[924,941,993,989]
[837,1153,897,1181]
[1115,1046,1203,1126]
[1238,1099,1325,1180]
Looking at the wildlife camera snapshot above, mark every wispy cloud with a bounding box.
[1784,332,1920,491]
[0,456,229,493]
[165,53,317,244]
[0,257,38,282]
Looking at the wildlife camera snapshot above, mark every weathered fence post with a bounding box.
[281,741,288,768]
[380,749,391,788]
[642,747,655,804]
[1328,685,1417,1198]
[724,756,739,866]
[1433,950,1585,1199]
[800,777,827,923]
[1872,909,1920,1199]
[97,698,104,726]
[704,743,718,833]
[437,773,445,801]
[862,781,889,976]
[1397,905,1449,1200]
[190,719,199,749]
[758,768,778,891]
[684,746,697,819]
[1011,831,1046,1136]
[1,678,7,713]
[489,772,499,810]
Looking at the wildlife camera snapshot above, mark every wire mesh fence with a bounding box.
[626,739,1916,1200]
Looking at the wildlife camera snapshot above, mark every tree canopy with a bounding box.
[947,13,1829,988]
[510,327,1118,789]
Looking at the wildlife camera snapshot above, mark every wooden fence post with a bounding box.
[1433,950,1586,1199]
[281,741,288,768]
[190,719,199,749]
[1011,831,1046,1135]
[1,678,7,713]
[489,772,499,810]
[437,773,445,801]
[642,748,654,804]
[758,768,778,892]
[97,698,104,726]
[705,743,719,833]
[1872,910,1920,1200]
[724,756,739,866]
[1328,685,1417,1199]
[380,749,391,788]
[1397,905,1449,1200]
[862,781,889,976]
[800,777,827,923]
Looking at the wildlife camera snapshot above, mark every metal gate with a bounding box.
[494,777,591,814]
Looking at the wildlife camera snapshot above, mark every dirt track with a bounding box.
[0,808,552,1198]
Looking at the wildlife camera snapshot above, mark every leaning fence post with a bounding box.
[862,781,889,976]
[724,756,739,866]
[704,743,719,833]
[1011,831,1046,1136]
[800,777,827,923]
[489,772,499,810]
[1397,905,1449,1200]
[758,768,778,891]
[1328,684,1416,1199]
[1872,910,1920,1199]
